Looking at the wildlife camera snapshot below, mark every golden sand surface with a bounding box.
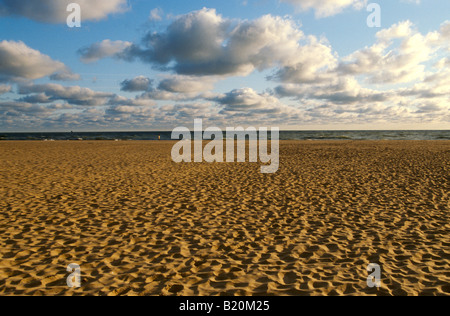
[0,140,449,296]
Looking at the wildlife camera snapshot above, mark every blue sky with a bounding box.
[0,0,449,131]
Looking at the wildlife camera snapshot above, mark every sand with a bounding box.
[0,140,449,296]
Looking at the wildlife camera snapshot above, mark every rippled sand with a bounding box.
[0,140,449,296]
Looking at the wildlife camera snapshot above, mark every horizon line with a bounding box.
[1,129,450,134]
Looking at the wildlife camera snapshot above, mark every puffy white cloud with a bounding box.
[0,40,74,82]
[440,21,450,40]
[108,95,156,107]
[375,20,414,41]
[268,35,337,83]
[415,103,446,114]
[119,74,221,102]
[79,40,132,63]
[49,70,81,82]
[120,76,153,92]
[211,87,308,126]
[337,21,441,84]
[434,57,450,69]
[399,67,450,100]
[14,82,160,113]
[84,9,310,77]
[0,84,11,94]
[304,102,421,125]
[158,75,216,93]
[215,88,281,111]
[102,102,222,130]
[149,8,163,21]
[0,0,128,23]
[18,83,114,106]
[270,16,449,123]
[280,0,367,18]
[139,90,192,101]
[138,89,220,102]
[275,76,389,105]
[143,8,230,66]
[0,100,53,115]
[3,9,450,131]
[80,11,449,90]
[221,14,303,72]
[18,93,53,104]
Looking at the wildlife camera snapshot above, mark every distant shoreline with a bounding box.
[1,130,449,141]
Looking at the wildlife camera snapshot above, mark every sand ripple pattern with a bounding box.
[0,141,449,296]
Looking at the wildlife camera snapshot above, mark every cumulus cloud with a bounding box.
[275,77,389,105]
[158,75,216,93]
[14,82,159,114]
[269,20,450,122]
[120,76,153,92]
[210,88,308,127]
[137,8,230,67]
[0,84,11,94]
[268,35,337,83]
[79,40,132,63]
[0,40,74,82]
[163,103,218,120]
[280,0,367,18]
[102,102,225,130]
[2,8,449,131]
[136,87,221,104]
[149,8,163,21]
[49,71,81,82]
[399,66,450,101]
[80,10,449,89]
[337,21,441,84]
[18,93,53,104]
[108,94,156,107]
[18,83,114,106]
[375,20,414,41]
[215,88,281,111]
[0,100,53,115]
[83,8,313,78]
[441,21,450,39]
[415,103,446,114]
[0,0,128,23]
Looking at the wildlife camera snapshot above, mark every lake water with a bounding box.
[1,130,449,141]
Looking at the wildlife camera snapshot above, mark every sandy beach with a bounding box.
[0,140,449,296]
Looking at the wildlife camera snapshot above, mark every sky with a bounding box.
[0,0,449,132]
